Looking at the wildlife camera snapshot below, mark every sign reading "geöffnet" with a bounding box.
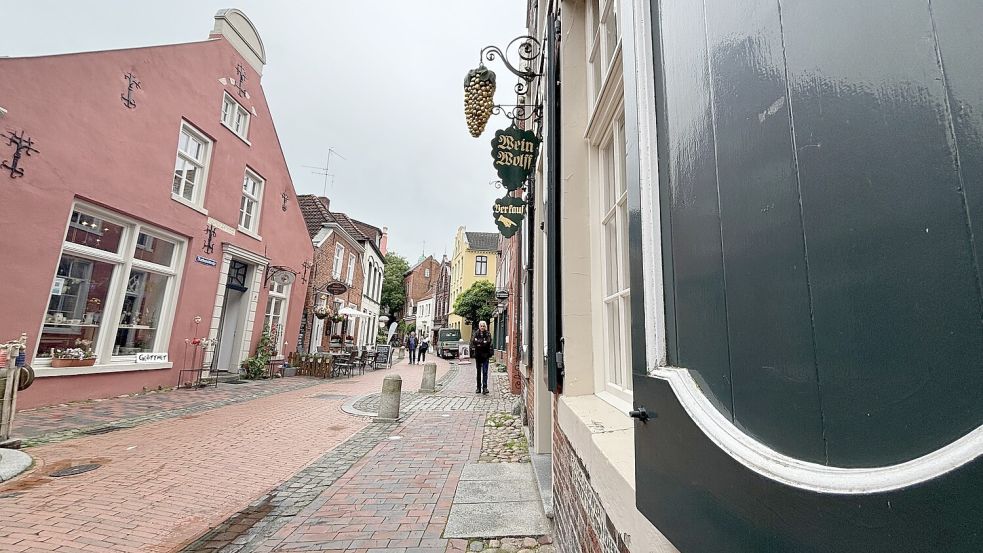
[491,126,540,191]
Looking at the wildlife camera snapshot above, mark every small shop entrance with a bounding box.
[214,259,251,372]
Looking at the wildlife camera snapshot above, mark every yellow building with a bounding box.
[448,227,499,342]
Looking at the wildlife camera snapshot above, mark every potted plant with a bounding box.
[51,339,96,367]
[313,305,330,320]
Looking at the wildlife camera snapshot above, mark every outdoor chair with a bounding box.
[355,350,369,375]
[334,351,355,378]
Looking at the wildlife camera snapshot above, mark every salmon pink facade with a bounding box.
[0,10,312,408]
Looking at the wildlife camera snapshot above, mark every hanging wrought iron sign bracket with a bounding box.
[1,130,39,179]
[264,264,299,286]
[480,35,544,95]
[466,35,545,136]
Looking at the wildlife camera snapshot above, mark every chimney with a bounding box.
[380,227,389,255]
[318,196,330,212]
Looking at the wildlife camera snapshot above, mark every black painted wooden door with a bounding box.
[635,0,983,550]
[652,0,983,467]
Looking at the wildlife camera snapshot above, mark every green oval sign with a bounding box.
[493,195,527,238]
[491,126,540,191]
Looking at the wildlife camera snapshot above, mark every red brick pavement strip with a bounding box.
[0,360,449,553]
[14,377,325,446]
[248,410,485,553]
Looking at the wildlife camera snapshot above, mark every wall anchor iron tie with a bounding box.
[1,130,39,179]
[202,224,217,254]
[121,72,141,109]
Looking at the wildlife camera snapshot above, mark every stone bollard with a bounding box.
[374,374,402,422]
[419,362,437,393]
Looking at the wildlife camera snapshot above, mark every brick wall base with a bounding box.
[524,371,535,443]
[553,404,631,553]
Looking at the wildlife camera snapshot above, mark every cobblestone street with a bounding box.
[0,356,549,553]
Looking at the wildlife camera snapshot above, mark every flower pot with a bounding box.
[314,312,329,320]
[51,358,96,368]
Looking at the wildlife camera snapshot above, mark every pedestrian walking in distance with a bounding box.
[418,338,429,363]
[471,321,493,395]
[406,331,418,365]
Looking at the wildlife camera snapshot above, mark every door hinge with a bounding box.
[556,336,565,369]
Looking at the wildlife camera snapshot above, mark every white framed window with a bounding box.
[332,243,345,279]
[264,281,290,357]
[172,122,211,210]
[587,0,621,107]
[424,268,431,278]
[37,203,185,368]
[475,255,488,276]
[346,253,356,285]
[220,92,250,140]
[593,113,631,403]
[238,169,264,235]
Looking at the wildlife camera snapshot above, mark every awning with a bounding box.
[338,307,370,318]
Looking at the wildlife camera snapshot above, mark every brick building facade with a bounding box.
[402,255,441,326]
[433,255,451,329]
[297,195,370,351]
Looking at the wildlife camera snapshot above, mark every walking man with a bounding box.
[406,331,418,365]
[471,321,493,395]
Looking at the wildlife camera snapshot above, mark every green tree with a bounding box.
[453,280,496,326]
[381,252,409,320]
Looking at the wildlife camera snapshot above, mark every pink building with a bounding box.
[0,10,313,409]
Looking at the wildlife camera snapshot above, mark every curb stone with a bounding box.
[0,449,32,482]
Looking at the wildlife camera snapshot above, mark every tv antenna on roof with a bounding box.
[303,148,347,196]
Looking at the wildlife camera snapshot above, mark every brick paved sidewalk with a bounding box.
[251,410,484,553]
[0,361,450,553]
[178,357,539,553]
[14,377,325,447]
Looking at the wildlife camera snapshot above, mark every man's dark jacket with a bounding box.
[471,329,493,360]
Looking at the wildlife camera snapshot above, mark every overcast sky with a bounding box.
[0,1,526,261]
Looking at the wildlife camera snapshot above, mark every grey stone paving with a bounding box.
[178,420,399,553]
[445,463,551,539]
[181,364,550,552]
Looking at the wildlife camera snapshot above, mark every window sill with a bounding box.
[237,226,262,241]
[220,121,251,146]
[34,361,173,378]
[557,394,636,488]
[171,195,208,216]
[557,394,676,550]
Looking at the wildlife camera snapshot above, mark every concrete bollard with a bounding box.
[419,362,437,393]
[374,374,402,422]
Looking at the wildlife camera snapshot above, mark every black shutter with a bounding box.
[634,0,983,550]
[544,11,563,393]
